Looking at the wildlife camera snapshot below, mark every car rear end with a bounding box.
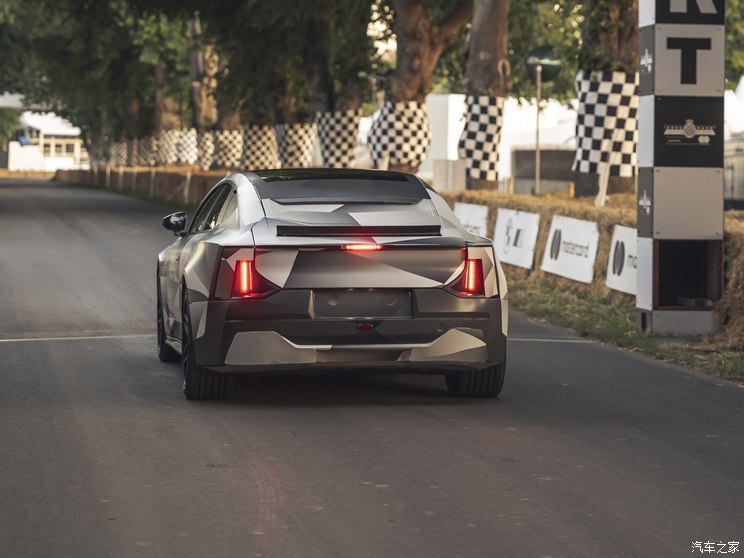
[192,170,508,395]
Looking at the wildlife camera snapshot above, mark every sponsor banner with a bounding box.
[493,208,540,270]
[454,202,489,238]
[606,225,638,295]
[540,216,599,284]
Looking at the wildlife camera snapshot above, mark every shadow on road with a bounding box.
[209,371,483,409]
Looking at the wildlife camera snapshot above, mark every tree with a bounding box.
[508,1,582,103]
[579,0,638,73]
[385,0,472,104]
[368,0,472,173]
[727,0,744,86]
[188,14,218,133]
[458,0,511,190]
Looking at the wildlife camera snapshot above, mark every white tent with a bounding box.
[20,112,80,136]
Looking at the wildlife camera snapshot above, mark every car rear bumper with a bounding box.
[190,289,507,372]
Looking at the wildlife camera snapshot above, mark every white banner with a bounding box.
[606,225,638,295]
[493,208,540,269]
[541,216,599,284]
[454,202,489,238]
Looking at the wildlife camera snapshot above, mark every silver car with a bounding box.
[157,169,508,400]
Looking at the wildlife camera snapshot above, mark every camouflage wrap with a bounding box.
[157,170,508,373]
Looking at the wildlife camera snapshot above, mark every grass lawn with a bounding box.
[508,277,744,385]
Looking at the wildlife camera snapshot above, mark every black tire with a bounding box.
[445,364,505,398]
[181,291,233,400]
[157,276,180,363]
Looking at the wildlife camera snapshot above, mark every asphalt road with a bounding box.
[1,179,743,558]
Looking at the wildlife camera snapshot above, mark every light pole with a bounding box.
[535,63,542,195]
[526,46,561,196]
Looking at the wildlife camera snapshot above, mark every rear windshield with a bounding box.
[249,171,429,204]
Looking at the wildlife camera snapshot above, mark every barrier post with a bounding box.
[636,0,725,335]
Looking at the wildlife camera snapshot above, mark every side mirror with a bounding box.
[162,212,187,236]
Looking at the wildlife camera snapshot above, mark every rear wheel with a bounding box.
[446,364,505,398]
[181,291,233,400]
[157,276,180,363]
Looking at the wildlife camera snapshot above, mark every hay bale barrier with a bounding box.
[54,168,744,351]
[439,189,744,350]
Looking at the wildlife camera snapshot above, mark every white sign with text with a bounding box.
[606,225,638,295]
[454,202,489,238]
[540,216,599,284]
[493,209,541,269]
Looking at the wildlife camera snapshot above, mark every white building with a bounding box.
[7,111,89,171]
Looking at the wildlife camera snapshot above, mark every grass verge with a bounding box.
[509,276,744,384]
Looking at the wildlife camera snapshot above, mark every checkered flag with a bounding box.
[215,130,244,169]
[157,130,179,166]
[112,142,128,167]
[243,125,279,169]
[197,132,215,170]
[276,123,316,168]
[458,95,505,182]
[316,110,361,168]
[573,70,639,178]
[178,128,198,165]
[367,101,431,169]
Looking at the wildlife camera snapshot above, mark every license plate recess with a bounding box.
[314,289,412,319]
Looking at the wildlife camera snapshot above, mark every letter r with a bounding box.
[669,0,718,14]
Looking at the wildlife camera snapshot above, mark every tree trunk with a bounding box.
[333,2,372,113]
[217,101,242,131]
[155,61,182,134]
[462,0,511,189]
[279,81,298,125]
[384,0,472,172]
[306,16,333,114]
[386,0,472,104]
[121,97,139,141]
[188,15,218,133]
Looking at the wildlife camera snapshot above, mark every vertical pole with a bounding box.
[535,64,542,195]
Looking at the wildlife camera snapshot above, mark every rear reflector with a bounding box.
[343,243,383,251]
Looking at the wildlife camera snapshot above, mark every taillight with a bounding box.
[464,259,484,295]
[232,259,275,298]
[343,243,382,251]
[448,258,485,297]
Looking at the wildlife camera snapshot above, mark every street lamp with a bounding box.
[526,46,561,195]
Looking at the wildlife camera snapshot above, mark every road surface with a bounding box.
[1,179,743,557]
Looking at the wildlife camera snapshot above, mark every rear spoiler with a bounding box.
[276,225,442,238]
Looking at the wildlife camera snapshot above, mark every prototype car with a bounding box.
[157,169,508,400]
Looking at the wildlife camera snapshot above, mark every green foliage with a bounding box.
[727,0,744,87]
[509,1,583,102]
[0,108,20,153]
[0,0,191,142]
[509,275,744,383]
[3,0,742,142]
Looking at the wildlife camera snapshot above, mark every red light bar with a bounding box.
[343,243,382,251]
[463,259,484,296]
[237,260,254,296]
